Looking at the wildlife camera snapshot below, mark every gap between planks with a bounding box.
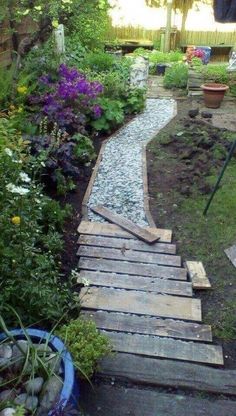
[77,270,193,297]
[81,310,212,341]
[79,257,187,280]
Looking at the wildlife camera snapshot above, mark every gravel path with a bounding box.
[88,98,176,226]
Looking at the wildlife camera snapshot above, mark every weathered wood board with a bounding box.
[80,287,202,321]
[78,270,193,296]
[78,221,172,243]
[100,353,236,395]
[77,245,181,267]
[101,331,223,365]
[80,383,236,416]
[78,234,176,254]
[186,261,211,289]
[81,310,212,341]
[90,205,160,244]
[79,258,187,280]
[225,244,236,268]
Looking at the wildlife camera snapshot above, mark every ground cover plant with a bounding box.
[147,106,236,357]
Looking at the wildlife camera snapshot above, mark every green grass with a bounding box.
[148,137,236,340]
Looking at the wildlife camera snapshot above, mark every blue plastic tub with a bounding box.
[196,46,211,64]
[0,328,79,415]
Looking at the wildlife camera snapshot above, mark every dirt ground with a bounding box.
[147,96,236,369]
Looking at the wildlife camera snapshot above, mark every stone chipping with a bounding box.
[88,98,176,226]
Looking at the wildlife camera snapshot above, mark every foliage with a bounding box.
[163,63,188,89]
[0,64,15,108]
[149,50,184,64]
[201,64,229,84]
[73,134,96,163]
[91,97,125,132]
[56,318,112,378]
[30,64,103,135]
[0,145,77,326]
[123,87,146,114]
[82,51,115,72]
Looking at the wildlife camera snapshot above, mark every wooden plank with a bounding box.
[81,310,212,341]
[90,205,160,244]
[142,145,156,227]
[101,331,223,365]
[78,234,177,254]
[225,244,236,268]
[79,258,187,280]
[186,261,211,289]
[78,270,193,296]
[80,287,202,321]
[77,245,181,267]
[80,383,236,416]
[78,220,172,243]
[100,353,236,395]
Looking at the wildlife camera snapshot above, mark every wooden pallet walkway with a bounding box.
[78,220,224,367]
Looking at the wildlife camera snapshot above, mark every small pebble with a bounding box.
[25,396,38,411]
[14,393,27,406]
[0,344,12,368]
[0,409,16,416]
[0,389,15,402]
[25,377,44,395]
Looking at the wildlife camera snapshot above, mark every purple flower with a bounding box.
[93,104,102,118]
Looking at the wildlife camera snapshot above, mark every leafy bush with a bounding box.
[0,147,76,326]
[82,51,115,72]
[149,49,184,64]
[73,133,96,162]
[56,318,112,378]
[201,64,229,84]
[123,87,146,114]
[30,64,103,135]
[91,97,124,131]
[164,63,188,89]
[0,63,15,108]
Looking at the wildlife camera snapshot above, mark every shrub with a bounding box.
[56,318,112,378]
[123,87,146,114]
[82,51,115,72]
[30,64,103,135]
[0,147,76,326]
[164,63,188,89]
[149,49,184,65]
[91,97,125,131]
[201,64,229,84]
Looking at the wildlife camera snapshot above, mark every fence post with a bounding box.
[54,24,65,57]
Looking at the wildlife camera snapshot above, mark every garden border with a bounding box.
[82,101,177,227]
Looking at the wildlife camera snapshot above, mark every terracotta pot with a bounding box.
[201,83,229,108]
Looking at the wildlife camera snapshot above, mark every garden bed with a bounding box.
[147,98,236,369]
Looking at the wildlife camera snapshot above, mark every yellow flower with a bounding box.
[17,106,23,113]
[17,86,28,95]
[11,216,21,225]
[9,104,16,110]
[52,19,59,28]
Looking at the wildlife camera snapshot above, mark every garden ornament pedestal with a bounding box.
[201,83,229,108]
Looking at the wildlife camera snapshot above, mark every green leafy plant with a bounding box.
[164,63,188,89]
[123,87,146,114]
[0,63,16,109]
[82,51,115,72]
[56,318,112,378]
[201,64,229,84]
[73,134,96,163]
[91,97,124,131]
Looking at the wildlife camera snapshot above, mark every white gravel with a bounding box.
[88,98,176,226]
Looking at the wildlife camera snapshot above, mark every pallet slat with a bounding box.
[78,234,176,254]
[80,287,202,321]
[78,221,172,243]
[80,383,236,416]
[78,270,192,296]
[100,353,236,395]
[77,245,181,267]
[186,261,211,289]
[102,331,223,365]
[79,258,187,280]
[81,310,212,341]
[90,205,160,244]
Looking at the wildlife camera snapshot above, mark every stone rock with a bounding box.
[188,108,199,118]
[0,389,15,402]
[25,396,38,411]
[0,408,16,416]
[25,377,44,395]
[201,111,213,119]
[130,57,149,89]
[34,344,52,355]
[12,340,29,371]
[14,393,27,406]
[37,375,63,415]
[0,344,12,368]
[45,354,62,373]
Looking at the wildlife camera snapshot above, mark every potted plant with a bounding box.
[0,327,79,415]
[201,83,229,108]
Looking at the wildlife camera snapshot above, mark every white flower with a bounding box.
[6,183,30,195]
[19,172,31,183]
[4,148,13,157]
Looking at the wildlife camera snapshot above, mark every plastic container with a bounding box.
[156,64,168,75]
[0,328,79,415]
[196,46,211,64]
